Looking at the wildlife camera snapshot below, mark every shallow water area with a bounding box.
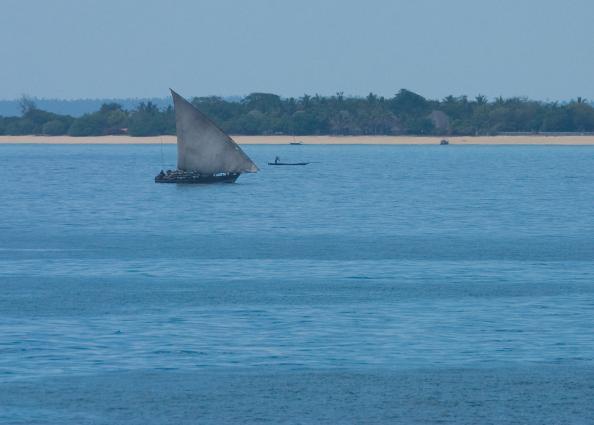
[1,144,593,424]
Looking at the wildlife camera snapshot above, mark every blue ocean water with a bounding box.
[1,143,593,424]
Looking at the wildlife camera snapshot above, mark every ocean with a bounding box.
[1,143,593,424]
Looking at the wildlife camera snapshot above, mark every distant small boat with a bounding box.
[440,139,449,145]
[289,141,303,145]
[269,156,308,166]
[268,161,310,166]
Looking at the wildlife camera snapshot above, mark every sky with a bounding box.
[1,0,593,101]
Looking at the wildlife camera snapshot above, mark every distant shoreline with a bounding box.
[1,135,594,145]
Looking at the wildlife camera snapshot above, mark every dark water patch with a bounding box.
[1,366,593,425]
[3,233,594,261]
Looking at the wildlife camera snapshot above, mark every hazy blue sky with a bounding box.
[1,0,593,100]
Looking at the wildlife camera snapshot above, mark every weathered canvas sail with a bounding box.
[171,89,258,174]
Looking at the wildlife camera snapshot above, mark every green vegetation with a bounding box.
[2,91,594,136]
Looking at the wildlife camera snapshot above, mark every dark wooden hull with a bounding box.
[155,172,240,184]
[268,162,309,166]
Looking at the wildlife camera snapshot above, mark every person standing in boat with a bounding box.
[275,156,280,164]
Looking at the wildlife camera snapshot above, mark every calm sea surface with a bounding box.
[1,144,593,424]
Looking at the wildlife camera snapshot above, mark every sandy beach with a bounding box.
[1,135,594,145]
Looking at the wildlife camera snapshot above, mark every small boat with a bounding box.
[440,139,449,145]
[269,156,309,166]
[289,141,303,145]
[155,90,258,184]
[268,162,310,166]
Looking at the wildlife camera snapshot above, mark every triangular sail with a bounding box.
[171,89,258,174]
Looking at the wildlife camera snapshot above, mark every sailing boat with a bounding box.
[155,89,258,184]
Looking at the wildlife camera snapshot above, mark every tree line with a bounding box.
[1,90,594,137]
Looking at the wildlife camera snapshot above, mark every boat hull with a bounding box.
[267,162,309,166]
[155,172,240,184]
